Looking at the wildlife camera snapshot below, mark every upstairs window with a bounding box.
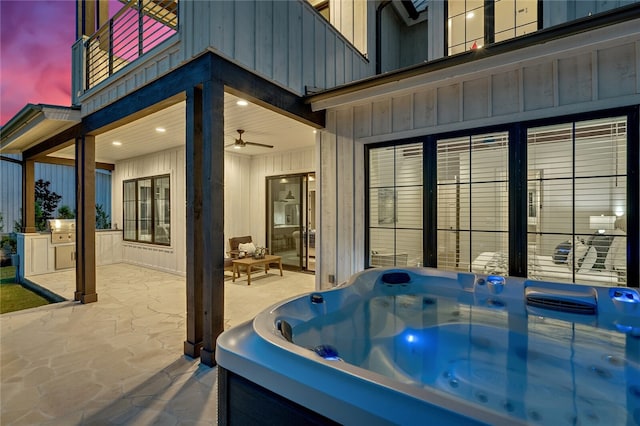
[448,0,485,55]
[448,0,539,55]
[123,174,171,245]
[494,0,538,42]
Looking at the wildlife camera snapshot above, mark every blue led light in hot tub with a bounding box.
[610,288,640,303]
[313,344,341,361]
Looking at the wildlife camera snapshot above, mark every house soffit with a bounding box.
[49,92,317,164]
[309,15,640,111]
[0,105,81,154]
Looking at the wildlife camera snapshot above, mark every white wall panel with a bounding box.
[523,63,555,111]
[246,147,316,251]
[185,0,372,95]
[318,122,337,289]
[314,25,640,285]
[116,147,314,263]
[336,108,356,283]
[598,43,637,99]
[224,152,253,250]
[113,147,186,275]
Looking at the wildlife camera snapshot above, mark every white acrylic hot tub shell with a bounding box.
[216,267,639,425]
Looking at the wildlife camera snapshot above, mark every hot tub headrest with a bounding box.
[381,272,411,285]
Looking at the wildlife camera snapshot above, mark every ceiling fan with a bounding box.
[225,129,274,150]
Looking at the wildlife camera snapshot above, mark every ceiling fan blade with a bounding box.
[245,141,274,149]
[224,142,238,148]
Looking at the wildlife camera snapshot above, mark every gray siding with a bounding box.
[0,160,111,232]
[79,0,373,116]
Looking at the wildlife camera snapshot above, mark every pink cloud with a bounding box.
[1,1,75,125]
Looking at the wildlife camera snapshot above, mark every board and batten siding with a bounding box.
[316,110,366,289]
[316,20,640,285]
[79,0,373,117]
[113,147,186,275]
[182,0,371,95]
[247,147,316,251]
[110,145,314,275]
[0,161,111,232]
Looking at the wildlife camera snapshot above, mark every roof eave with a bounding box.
[0,104,81,153]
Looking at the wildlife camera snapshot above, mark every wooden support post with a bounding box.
[200,79,225,367]
[21,159,36,233]
[184,86,204,358]
[75,135,97,303]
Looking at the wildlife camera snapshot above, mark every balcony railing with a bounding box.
[84,0,178,91]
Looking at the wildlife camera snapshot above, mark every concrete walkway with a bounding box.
[1,263,315,425]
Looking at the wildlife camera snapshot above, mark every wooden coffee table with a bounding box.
[232,255,283,285]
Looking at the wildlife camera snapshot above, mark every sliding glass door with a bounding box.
[266,173,316,271]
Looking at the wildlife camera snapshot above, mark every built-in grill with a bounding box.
[48,219,76,244]
[48,219,76,269]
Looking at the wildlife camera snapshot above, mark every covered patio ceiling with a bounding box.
[52,92,316,163]
[1,92,317,164]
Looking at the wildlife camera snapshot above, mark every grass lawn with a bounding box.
[1,266,16,281]
[0,267,51,314]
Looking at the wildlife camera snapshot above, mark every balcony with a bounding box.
[73,0,178,99]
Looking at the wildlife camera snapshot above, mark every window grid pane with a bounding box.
[138,179,152,242]
[123,174,171,245]
[369,144,423,267]
[527,117,627,285]
[437,132,509,273]
[123,181,136,240]
[154,176,171,244]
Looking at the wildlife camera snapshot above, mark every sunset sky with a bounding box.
[0,1,76,125]
[0,0,123,126]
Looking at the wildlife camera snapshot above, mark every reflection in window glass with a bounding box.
[437,132,509,274]
[123,181,137,240]
[527,117,627,285]
[123,175,171,245]
[154,176,171,244]
[449,0,539,54]
[448,0,485,55]
[369,143,423,267]
[495,0,537,42]
[138,179,152,242]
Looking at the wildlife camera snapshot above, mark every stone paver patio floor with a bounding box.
[1,263,315,425]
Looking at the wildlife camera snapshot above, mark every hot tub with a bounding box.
[216,268,640,425]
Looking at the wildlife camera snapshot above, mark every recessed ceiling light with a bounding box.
[467,12,474,19]
[112,141,122,146]
[156,127,166,133]
[236,100,249,106]
[312,130,317,134]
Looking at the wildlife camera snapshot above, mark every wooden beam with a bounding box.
[200,78,225,367]
[21,160,36,233]
[217,56,325,128]
[83,57,211,134]
[31,156,115,171]
[184,85,204,358]
[0,155,22,165]
[22,123,83,160]
[83,52,324,137]
[75,135,98,303]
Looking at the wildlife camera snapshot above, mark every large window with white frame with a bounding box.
[123,174,171,245]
